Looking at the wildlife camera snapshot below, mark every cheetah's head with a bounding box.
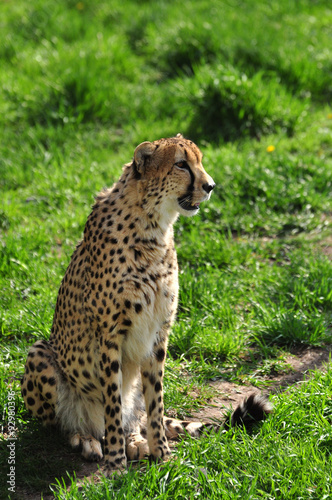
[133,134,215,218]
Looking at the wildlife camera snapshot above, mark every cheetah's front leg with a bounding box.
[141,337,171,460]
[99,339,127,475]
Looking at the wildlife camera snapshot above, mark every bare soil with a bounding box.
[191,346,331,422]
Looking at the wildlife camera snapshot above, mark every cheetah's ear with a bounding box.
[134,141,156,174]
[176,133,184,138]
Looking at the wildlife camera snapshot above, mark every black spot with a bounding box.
[155,382,162,392]
[134,249,141,260]
[134,303,142,313]
[155,348,165,362]
[27,397,35,406]
[27,381,33,392]
[105,340,118,350]
[111,361,119,373]
[149,399,156,416]
[36,362,47,373]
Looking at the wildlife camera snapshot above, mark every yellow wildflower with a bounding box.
[328,113,332,119]
[266,145,275,153]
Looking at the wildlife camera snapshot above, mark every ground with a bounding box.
[13,345,331,499]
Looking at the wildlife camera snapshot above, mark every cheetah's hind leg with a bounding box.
[21,340,59,425]
[22,340,104,462]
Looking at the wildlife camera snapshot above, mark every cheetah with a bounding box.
[21,134,271,476]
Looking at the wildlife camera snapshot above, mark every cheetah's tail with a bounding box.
[225,393,272,429]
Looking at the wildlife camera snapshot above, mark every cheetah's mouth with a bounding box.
[178,195,200,212]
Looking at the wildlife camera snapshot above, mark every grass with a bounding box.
[0,0,332,498]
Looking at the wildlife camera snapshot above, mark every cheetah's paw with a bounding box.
[126,432,149,462]
[70,433,103,462]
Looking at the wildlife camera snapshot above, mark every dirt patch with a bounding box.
[191,346,331,422]
[321,234,332,258]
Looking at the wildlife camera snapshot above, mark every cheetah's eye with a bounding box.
[175,161,190,171]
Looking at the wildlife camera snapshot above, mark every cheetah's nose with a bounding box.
[202,182,216,194]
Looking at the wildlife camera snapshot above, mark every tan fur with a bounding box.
[21,135,215,475]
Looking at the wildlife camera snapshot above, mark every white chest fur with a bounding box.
[122,267,179,366]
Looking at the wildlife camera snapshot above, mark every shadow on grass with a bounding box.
[0,421,82,499]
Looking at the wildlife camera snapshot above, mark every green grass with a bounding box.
[1,0,332,498]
